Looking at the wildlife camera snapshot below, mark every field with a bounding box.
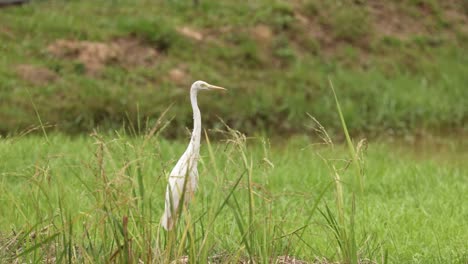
[0,130,467,263]
[0,0,467,136]
[1,0,467,263]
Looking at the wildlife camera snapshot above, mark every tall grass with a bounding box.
[0,108,374,263]
[0,133,467,262]
[0,96,467,262]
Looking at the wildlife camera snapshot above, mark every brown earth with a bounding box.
[168,64,190,85]
[176,26,204,41]
[367,1,425,39]
[37,1,467,80]
[46,38,158,76]
[15,64,59,86]
[292,0,466,47]
[251,24,273,46]
[0,25,14,39]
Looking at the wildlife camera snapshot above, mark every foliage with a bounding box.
[0,0,467,137]
[0,130,466,262]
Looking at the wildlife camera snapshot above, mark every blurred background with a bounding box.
[0,0,466,139]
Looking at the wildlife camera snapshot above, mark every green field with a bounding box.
[0,132,467,263]
[0,0,467,136]
[1,0,467,263]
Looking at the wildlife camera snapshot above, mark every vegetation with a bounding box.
[0,0,466,136]
[0,1,467,263]
[0,130,466,263]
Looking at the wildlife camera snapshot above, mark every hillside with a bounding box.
[0,0,467,137]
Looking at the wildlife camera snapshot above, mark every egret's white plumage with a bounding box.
[161,80,226,230]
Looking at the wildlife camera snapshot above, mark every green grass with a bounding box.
[0,131,466,263]
[0,2,467,262]
[0,1,466,262]
[0,0,467,136]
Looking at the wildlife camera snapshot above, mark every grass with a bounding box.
[0,128,466,263]
[0,1,466,262]
[0,0,467,136]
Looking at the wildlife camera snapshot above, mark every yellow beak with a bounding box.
[207,84,227,91]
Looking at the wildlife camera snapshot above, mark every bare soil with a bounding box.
[176,26,204,41]
[251,24,273,47]
[168,64,190,85]
[46,38,158,76]
[15,64,59,85]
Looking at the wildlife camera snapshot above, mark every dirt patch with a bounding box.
[177,26,204,41]
[291,0,466,52]
[46,38,158,76]
[276,255,309,264]
[113,38,159,67]
[15,64,59,86]
[441,1,468,35]
[367,1,426,39]
[251,24,273,44]
[294,10,332,44]
[168,64,190,85]
[0,25,14,39]
[249,24,274,58]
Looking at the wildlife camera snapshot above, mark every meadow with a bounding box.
[0,0,467,135]
[0,0,467,263]
[0,128,466,263]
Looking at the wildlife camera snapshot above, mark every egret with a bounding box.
[161,80,226,230]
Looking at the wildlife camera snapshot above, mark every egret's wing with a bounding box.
[161,173,186,230]
[161,149,199,230]
[161,152,191,230]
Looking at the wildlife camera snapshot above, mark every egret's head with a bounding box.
[191,80,226,92]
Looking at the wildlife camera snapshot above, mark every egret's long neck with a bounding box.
[189,88,201,154]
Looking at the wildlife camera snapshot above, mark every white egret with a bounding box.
[161,80,226,230]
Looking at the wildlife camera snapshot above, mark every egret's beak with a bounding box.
[207,84,227,91]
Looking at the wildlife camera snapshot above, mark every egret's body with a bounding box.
[161,80,225,230]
